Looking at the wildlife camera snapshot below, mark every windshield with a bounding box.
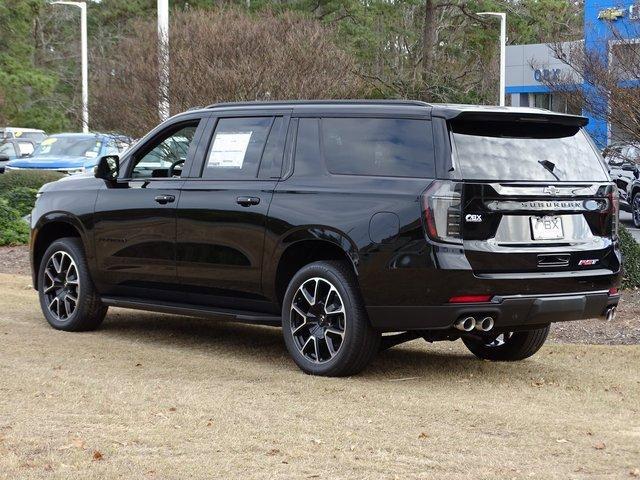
[605,145,640,163]
[32,136,102,158]
[450,120,608,182]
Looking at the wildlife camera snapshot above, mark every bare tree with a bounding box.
[543,29,640,146]
[91,8,363,137]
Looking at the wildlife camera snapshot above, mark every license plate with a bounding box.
[530,215,564,240]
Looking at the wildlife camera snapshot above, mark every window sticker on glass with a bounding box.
[207,132,253,169]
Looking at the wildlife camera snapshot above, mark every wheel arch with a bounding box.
[32,214,87,289]
[268,229,360,308]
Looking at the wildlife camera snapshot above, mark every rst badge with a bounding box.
[465,214,482,223]
[578,259,599,266]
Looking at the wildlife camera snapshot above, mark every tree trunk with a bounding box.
[421,0,437,98]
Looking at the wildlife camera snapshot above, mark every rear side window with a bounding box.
[294,118,321,176]
[450,120,608,181]
[258,116,286,178]
[321,118,435,177]
[202,117,273,180]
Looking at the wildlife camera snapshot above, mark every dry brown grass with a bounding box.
[1,273,639,479]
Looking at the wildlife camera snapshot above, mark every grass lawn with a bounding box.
[0,273,639,479]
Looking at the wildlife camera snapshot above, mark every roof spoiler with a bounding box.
[444,110,589,127]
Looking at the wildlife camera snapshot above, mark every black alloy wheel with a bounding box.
[42,250,80,322]
[290,277,347,364]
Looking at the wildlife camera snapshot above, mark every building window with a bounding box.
[532,93,552,109]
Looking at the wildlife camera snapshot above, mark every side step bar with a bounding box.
[100,296,282,326]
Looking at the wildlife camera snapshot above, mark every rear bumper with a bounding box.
[367,290,621,332]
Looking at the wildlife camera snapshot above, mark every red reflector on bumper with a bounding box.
[609,287,618,295]
[448,295,492,303]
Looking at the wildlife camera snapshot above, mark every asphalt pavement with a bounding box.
[621,211,640,242]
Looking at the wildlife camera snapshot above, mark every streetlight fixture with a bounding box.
[158,0,170,121]
[478,12,506,107]
[51,1,89,133]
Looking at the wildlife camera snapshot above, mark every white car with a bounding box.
[0,127,47,144]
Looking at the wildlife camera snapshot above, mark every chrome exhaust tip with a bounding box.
[454,316,476,332]
[605,306,616,322]
[476,316,495,332]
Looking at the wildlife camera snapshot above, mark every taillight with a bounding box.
[609,185,619,238]
[422,180,463,244]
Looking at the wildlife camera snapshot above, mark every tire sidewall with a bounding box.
[462,325,550,361]
[38,238,88,330]
[282,262,360,375]
[633,193,640,228]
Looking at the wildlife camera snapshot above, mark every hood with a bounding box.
[6,155,98,169]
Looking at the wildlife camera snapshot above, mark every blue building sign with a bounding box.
[505,0,640,147]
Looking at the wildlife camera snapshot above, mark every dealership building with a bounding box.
[505,0,639,147]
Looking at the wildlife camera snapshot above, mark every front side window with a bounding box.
[132,123,199,179]
[202,117,273,180]
[321,118,435,177]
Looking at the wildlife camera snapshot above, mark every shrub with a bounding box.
[0,201,29,246]
[92,8,363,137]
[1,186,39,216]
[0,170,63,195]
[620,225,640,290]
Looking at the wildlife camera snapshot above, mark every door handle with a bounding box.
[236,196,261,207]
[154,194,175,204]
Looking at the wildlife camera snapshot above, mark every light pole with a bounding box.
[478,12,506,107]
[52,1,89,132]
[158,0,170,121]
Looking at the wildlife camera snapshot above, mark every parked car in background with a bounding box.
[603,142,640,212]
[0,127,47,143]
[29,101,621,376]
[5,133,131,175]
[0,139,37,173]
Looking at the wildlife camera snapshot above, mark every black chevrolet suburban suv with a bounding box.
[30,100,621,376]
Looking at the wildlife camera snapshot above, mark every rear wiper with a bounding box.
[538,159,561,181]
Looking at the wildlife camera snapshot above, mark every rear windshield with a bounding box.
[20,132,46,142]
[450,120,608,181]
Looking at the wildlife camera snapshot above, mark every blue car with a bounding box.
[5,133,131,175]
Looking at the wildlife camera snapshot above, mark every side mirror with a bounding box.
[94,155,119,181]
[0,154,9,162]
[621,162,637,172]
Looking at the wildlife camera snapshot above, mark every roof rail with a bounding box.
[205,99,430,109]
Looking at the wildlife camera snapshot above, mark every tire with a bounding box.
[38,237,107,332]
[281,261,380,376]
[633,192,640,228]
[461,325,550,361]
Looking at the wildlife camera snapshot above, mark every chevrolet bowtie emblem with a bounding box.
[543,186,560,196]
[598,7,625,20]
